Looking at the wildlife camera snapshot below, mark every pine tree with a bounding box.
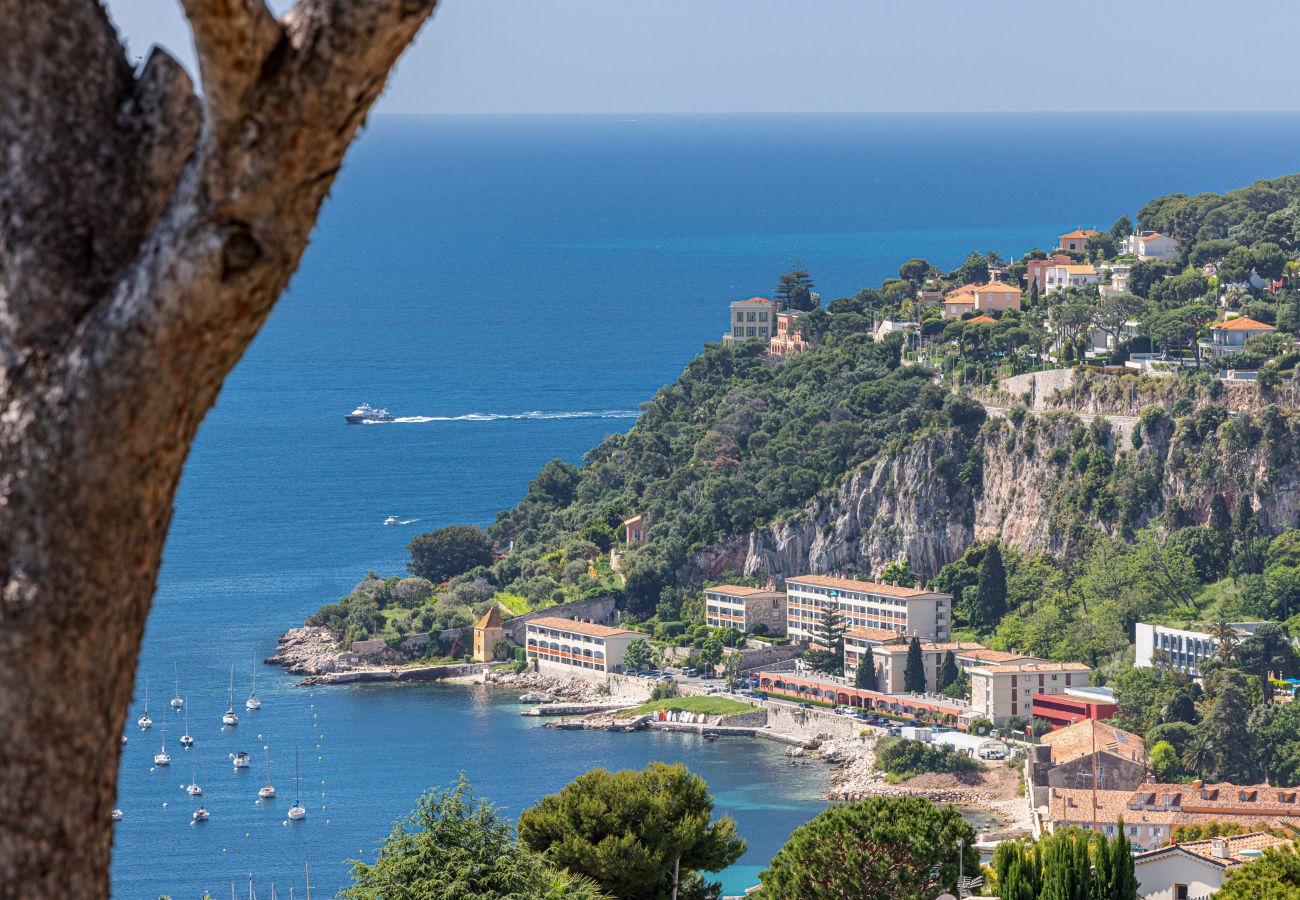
[971,541,1007,631]
[806,607,847,676]
[855,645,878,691]
[904,636,927,693]
[938,650,959,691]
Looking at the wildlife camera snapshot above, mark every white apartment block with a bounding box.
[524,617,648,678]
[844,634,1041,694]
[968,661,1092,725]
[784,575,952,644]
[1134,622,1266,678]
[1044,263,1102,294]
[703,585,786,634]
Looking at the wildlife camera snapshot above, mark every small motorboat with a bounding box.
[192,806,209,823]
[383,516,400,526]
[111,808,123,822]
[121,733,128,745]
[231,751,251,769]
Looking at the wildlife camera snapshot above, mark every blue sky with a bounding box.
[105,0,1299,113]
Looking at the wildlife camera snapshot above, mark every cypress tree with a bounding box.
[1111,819,1137,900]
[1071,832,1092,900]
[972,541,1007,631]
[855,645,878,691]
[938,650,960,691]
[1090,832,1115,900]
[903,636,927,693]
[1040,834,1072,900]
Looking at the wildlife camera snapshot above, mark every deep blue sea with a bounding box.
[113,113,1300,898]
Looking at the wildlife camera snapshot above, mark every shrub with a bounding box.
[875,737,981,779]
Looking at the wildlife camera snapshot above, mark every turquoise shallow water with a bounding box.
[113,113,1300,897]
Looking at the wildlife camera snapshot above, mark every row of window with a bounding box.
[526,628,607,645]
[734,311,771,323]
[525,638,606,660]
[527,650,606,671]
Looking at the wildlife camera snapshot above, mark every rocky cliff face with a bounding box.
[681,401,1300,585]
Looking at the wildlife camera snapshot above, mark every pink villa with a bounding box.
[622,515,646,546]
[1058,229,1100,252]
[1025,254,1077,293]
[769,310,811,357]
[942,282,1022,318]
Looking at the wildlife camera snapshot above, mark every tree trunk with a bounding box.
[0,1,437,894]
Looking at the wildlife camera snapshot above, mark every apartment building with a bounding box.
[1134,621,1265,677]
[722,296,777,344]
[967,661,1092,725]
[524,617,648,678]
[1044,263,1102,293]
[703,585,786,634]
[846,637,1037,694]
[784,575,952,643]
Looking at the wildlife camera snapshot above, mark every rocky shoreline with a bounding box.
[266,626,349,675]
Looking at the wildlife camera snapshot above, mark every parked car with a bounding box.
[657,674,674,682]
[797,702,813,709]
[681,668,698,678]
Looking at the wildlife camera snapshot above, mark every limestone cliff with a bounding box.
[681,399,1300,585]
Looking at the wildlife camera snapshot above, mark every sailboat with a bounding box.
[222,665,239,726]
[258,743,276,799]
[153,725,171,767]
[171,662,184,710]
[245,655,262,710]
[180,697,194,748]
[186,758,203,796]
[287,746,306,821]
[137,677,153,730]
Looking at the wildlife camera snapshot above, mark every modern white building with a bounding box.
[784,575,952,643]
[524,617,648,678]
[1134,622,1266,677]
[1044,263,1102,294]
[1199,316,1277,359]
[1134,834,1294,900]
[1122,232,1180,261]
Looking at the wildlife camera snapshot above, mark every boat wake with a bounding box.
[371,409,640,424]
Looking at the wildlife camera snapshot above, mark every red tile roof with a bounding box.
[1212,316,1276,331]
[1060,229,1101,240]
[966,315,997,325]
[526,617,643,638]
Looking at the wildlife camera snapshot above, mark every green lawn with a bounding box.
[619,696,757,717]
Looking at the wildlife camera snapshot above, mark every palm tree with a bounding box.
[1210,620,1238,663]
[1180,730,1217,781]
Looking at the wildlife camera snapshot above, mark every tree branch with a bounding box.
[180,0,283,130]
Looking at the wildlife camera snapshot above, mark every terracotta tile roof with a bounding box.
[1139,233,1167,242]
[1131,781,1300,816]
[872,640,990,656]
[785,574,945,598]
[1062,265,1098,275]
[976,282,1022,294]
[525,616,643,639]
[705,584,772,597]
[476,607,504,630]
[966,315,997,325]
[956,648,1037,664]
[1060,229,1101,240]
[844,627,907,643]
[945,297,977,305]
[1212,316,1276,331]
[1041,720,1147,766]
[1051,788,1166,827]
[976,661,1091,675]
[1176,832,1294,866]
[732,296,776,307]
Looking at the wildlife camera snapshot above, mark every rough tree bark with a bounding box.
[0,1,438,893]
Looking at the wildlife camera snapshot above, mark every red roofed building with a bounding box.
[1059,229,1101,252]
[1202,315,1277,358]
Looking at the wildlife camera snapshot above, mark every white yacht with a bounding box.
[222,665,239,726]
[383,516,400,526]
[287,747,306,821]
[153,728,171,767]
[137,677,153,730]
[345,403,394,424]
[171,662,183,710]
[111,808,123,822]
[245,656,261,711]
[258,744,276,800]
[192,806,209,823]
[231,751,251,769]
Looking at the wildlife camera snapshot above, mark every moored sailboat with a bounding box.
[137,677,153,730]
[258,742,276,799]
[245,655,261,711]
[153,725,171,767]
[287,746,306,821]
[171,662,184,710]
[222,665,239,726]
[180,697,194,748]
